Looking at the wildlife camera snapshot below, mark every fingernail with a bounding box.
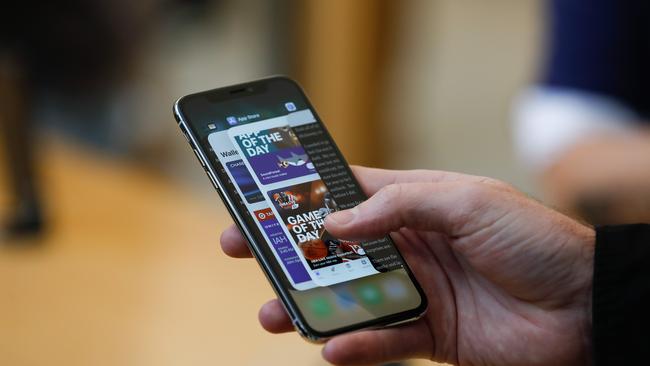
[327,209,356,225]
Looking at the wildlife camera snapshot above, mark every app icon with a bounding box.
[357,284,383,305]
[284,102,296,112]
[309,297,333,317]
[334,289,356,310]
[226,116,238,125]
[272,191,299,210]
[382,278,408,299]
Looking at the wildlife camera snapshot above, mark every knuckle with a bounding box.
[443,183,490,234]
[373,183,408,230]
[454,182,494,215]
[477,176,514,191]
[377,183,404,201]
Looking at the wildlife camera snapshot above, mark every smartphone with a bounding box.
[173,76,427,341]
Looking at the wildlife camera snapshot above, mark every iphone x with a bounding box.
[173,76,427,341]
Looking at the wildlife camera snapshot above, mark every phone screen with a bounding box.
[176,77,426,336]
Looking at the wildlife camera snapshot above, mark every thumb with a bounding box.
[324,181,486,240]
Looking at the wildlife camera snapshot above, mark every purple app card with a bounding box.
[247,146,315,184]
[225,159,264,204]
[253,207,310,284]
[234,127,316,185]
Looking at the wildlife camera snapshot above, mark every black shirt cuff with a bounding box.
[593,224,650,365]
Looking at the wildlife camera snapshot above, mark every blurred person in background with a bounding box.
[0,0,208,240]
[514,0,650,225]
[0,0,147,239]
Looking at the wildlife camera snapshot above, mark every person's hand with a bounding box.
[220,166,595,365]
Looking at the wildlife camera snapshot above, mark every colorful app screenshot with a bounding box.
[228,115,379,287]
[208,128,313,290]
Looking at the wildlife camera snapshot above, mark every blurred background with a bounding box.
[1,0,649,365]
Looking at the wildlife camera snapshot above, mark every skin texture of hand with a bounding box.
[220,166,595,366]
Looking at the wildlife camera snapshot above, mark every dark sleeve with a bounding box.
[542,0,650,119]
[593,224,650,364]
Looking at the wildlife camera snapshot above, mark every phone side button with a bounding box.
[193,149,206,167]
[179,122,191,142]
[206,171,220,191]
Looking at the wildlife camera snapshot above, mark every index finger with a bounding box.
[220,224,253,258]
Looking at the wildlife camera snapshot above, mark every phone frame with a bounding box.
[173,76,428,342]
